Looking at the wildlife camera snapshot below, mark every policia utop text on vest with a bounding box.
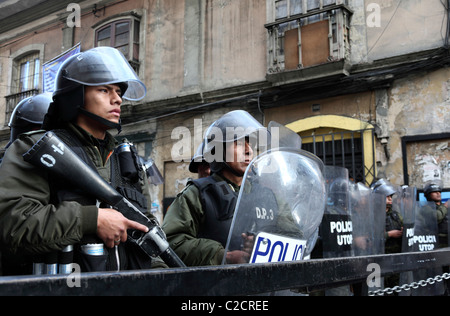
[0,47,167,276]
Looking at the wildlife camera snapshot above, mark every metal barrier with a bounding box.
[0,249,449,296]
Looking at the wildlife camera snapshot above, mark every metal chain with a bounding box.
[368,273,450,296]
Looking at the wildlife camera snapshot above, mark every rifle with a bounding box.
[23,131,186,268]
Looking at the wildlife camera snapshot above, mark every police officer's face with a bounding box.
[226,139,254,175]
[84,84,123,125]
[386,195,393,206]
[429,191,441,202]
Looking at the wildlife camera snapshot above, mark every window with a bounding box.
[5,52,41,125]
[302,131,367,183]
[95,18,141,72]
[275,0,339,20]
[287,116,377,186]
[15,52,40,93]
[266,0,351,73]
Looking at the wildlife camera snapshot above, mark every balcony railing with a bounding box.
[4,89,39,126]
[265,2,353,74]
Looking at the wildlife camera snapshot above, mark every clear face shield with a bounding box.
[267,121,303,151]
[203,111,270,171]
[60,47,146,101]
[371,179,397,197]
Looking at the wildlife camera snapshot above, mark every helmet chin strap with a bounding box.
[222,162,245,178]
[79,108,122,134]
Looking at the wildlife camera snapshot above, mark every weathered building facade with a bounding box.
[0,0,449,222]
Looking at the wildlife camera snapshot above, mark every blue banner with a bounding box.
[43,43,81,93]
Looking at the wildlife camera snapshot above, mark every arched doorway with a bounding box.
[287,115,376,186]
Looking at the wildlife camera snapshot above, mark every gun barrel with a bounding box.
[23,132,123,205]
[160,248,187,268]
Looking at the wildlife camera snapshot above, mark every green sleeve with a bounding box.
[0,134,98,255]
[162,184,224,266]
[436,204,448,224]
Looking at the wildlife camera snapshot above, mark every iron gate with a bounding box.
[302,129,376,185]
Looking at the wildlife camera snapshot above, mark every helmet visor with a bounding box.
[371,179,397,197]
[61,47,146,101]
[207,110,266,143]
[203,110,269,159]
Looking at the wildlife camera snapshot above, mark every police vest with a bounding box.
[438,215,448,235]
[49,129,151,272]
[50,129,148,209]
[386,208,403,232]
[190,177,238,248]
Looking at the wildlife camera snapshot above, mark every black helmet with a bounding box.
[203,110,267,175]
[329,177,350,207]
[423,180,443,198]
[45,47,146,132]
[371,179,397,197]
[9,93,52,143]
[189,141,208,173]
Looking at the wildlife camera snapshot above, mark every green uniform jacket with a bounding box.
[436,203,448,248]
[436,203,448,224]
[385,207,403,254]
[0,124,118,255]
[162,173,240,267]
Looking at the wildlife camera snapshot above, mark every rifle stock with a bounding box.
[23,131,185,268]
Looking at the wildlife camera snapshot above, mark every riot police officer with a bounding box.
[372,178,403,294]
[424,180,448,248]
[162,110,265,266]
[372,179,403,254]
[0,93,52,161]
[0,47,165,276]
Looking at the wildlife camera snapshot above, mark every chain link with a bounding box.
[368,273,450,296]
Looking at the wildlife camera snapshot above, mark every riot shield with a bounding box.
[351,183,386,257]
[313,166,353,295]
[268,121,302,150]
[398,186,416,296]
[401,201,444,296]
[399,186,417,255]
[222,149,326,265]
[400,186,416,224]
[350,183,386,295]
[320,166,353,259]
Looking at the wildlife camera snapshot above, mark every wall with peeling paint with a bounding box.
[379,67,450,188]
[406,140,450,188]
[361,0,446,63]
